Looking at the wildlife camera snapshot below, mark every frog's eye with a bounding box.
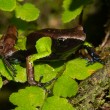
[57,38,67,41]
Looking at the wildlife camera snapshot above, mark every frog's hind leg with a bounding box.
[79,45,104,65]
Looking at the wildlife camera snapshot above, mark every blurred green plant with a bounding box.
[0,0,103,110]
[0,0,40,21]
[0,0,90,23]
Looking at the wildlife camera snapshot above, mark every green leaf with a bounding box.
[15,3,40,21]
[29,37,52,62]
[0,0,16,11]
[9,86,45,107]
[62,0,72,10]
[64,58,103,80]
[15,33,26,50]
[14,65,26,83]
[0,76,3,88]
[62,0,89,23]
[53,75,78,97]
[42,96,75,110]
[36,37,52,54]
[0,59,13,80]
[62,7,83,23]
[15,106,38,110]
[34,64,57,83]
[0,58,26,83]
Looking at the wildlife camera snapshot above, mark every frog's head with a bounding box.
[52,25,86,55]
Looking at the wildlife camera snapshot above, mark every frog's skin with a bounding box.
[11,26,86,61]
[3,25,102,86]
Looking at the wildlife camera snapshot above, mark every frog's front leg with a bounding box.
[26,54,50,86]
[26,53,56,87]
[26,37,52,86]
[26,56,37,85]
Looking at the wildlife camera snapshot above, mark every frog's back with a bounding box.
[26,25,86,50]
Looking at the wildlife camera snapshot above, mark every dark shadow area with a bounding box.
[0,82,27,110]
[69,0,89,11]
[83,0,108,46]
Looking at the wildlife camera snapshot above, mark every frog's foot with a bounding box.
[28,79,38,86]
[81,45,104,65]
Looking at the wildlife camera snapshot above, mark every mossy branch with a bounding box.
[71,50,110,109]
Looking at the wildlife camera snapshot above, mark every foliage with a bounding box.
[0,0,104,110]
[62,0,90,23]
[63,58,103,80]
[15,3,39,21]
[0,0,39,21]
[53,75,78,97]
[2,36,103,109]
[42,96,75,110]
[0,0,16,11]
[9,86,45,109]
[29,37,52,63]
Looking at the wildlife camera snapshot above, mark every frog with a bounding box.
[0,25,102,86]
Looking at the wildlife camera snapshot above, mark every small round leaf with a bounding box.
[0,59,13,80]
[62,0,83,23]
[36,37,52,54]
[14,65,26,83]
[62,8,83,23]
[0,0,16,11]
[34,64,57,83]
[42,96,75,110]
[15,34,26,50]
[53,75,78,97]
[9,86,45,107]
[64,58,103,80]
[15,3,40,21]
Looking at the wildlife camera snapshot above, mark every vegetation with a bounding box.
[0,0,109,110]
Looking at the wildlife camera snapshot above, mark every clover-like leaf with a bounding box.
[9,86,45,108]
[36,37,52,54]
[62,8,83,23]
[62,0,89,23]
[62,0,83,23]
[53,75,78,97]
[0,0,16,11]
[0,59,13,80]
[29,37,52,62]
[14,65,26,83]
[64,58,103,80]
[15,3,40,21]
[42,96,75,110]
[15,34,26,50]
[0,58,26,83]
[34,64,57,83]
